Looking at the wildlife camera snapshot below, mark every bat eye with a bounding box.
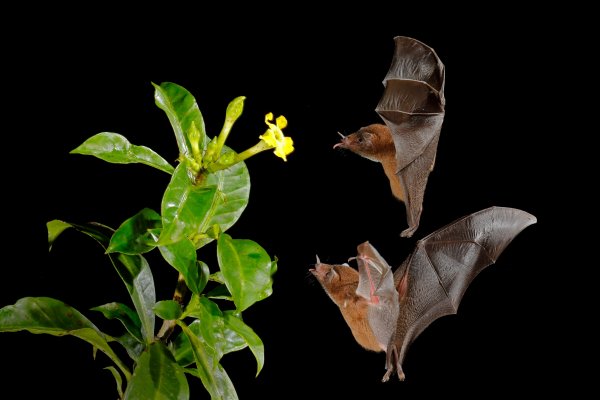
[358,132,371,143]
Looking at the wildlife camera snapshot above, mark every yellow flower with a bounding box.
[259,112,294,161]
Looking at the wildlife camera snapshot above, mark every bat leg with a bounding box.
[382,344,406,382]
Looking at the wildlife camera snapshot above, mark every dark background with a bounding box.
[1,9,565,399]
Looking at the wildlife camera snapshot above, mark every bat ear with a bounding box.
[315,254,321,265]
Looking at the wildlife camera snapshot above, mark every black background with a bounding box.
[1,8,565,399]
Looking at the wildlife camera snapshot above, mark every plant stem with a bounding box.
[156,272,188,341]
[234,140,272,163]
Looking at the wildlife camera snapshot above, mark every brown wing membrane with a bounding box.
[383,36,445,100]
[384,207,537,381]
[376,36,446,238]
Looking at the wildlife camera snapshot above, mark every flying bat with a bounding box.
[310,206,536,381]
[335,36,445,237]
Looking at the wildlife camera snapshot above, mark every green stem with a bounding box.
[234,140,272,164]
[215,121,233,155]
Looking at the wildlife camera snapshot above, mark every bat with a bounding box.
[310,206,536,381]
[334,36,445,237]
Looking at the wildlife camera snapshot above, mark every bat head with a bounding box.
[333,124,393,162]
[310,258,359,304]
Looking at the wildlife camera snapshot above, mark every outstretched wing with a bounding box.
[384,206,537,381]
[376,36,446,237]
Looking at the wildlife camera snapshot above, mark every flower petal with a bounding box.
[276,115,288,129]
[265,112,274,124]
[259,130,277,147]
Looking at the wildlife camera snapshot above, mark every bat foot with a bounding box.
[381,364,406,382]
[381,369,393,383]
[397,369,406,381]
[381,368,406,382]
[400,225,418,238]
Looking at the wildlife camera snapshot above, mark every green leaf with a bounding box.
[173,315,243,367]
[193,159,250,249]
[197,261,210,294]
[172,320,200,367]
[177,321,238,400]
[185,363,238,400]
[0,297,131,381]
[223,311,265,376]
[45,221,156,343]
[90,302,143,343]
[71,132,174,174]
[159,163,217,245]
[47,220,72,251]
[154,300,182,320]
[51,221,156,343]
[182,296,225,356]
[217,234,274,312]
[124,342,189,400]
[47,220,111,251]
[104,366,124,399]
[116,332,145,361]
[107,208,162,254]
[158,238,201,295]
[153,82,206,158]
[206,284,232,301]
[116,254,156,343]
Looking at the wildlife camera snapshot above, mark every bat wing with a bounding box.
[355,242,400,352]
[383,206,537,381]
[376,36,446,237]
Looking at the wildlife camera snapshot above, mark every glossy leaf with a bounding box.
[223,311,265,376]
[158,238,201,295]
[182,364,237,400]
[90,302,143,343]
[116,332,145,361]
[197,261,210,294]
[154,300,182,320]
[159,163,217,245]
[172,315,245,368]
[172,320,200,367]
[153,82,206,158]
[47,220,72,251]
[107,208,162,255]
[206,285,232,301]
[184,297,225,358]
[71,132,174,174]
[177,321,238,400]
[124,342,189,400]
[46,220,156,343]
[104,366,124,399]
[116,254,156,343]
[47,220,111,251]
[217,234,274,312]
[0,297,131,380]
[193,159,250,249]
